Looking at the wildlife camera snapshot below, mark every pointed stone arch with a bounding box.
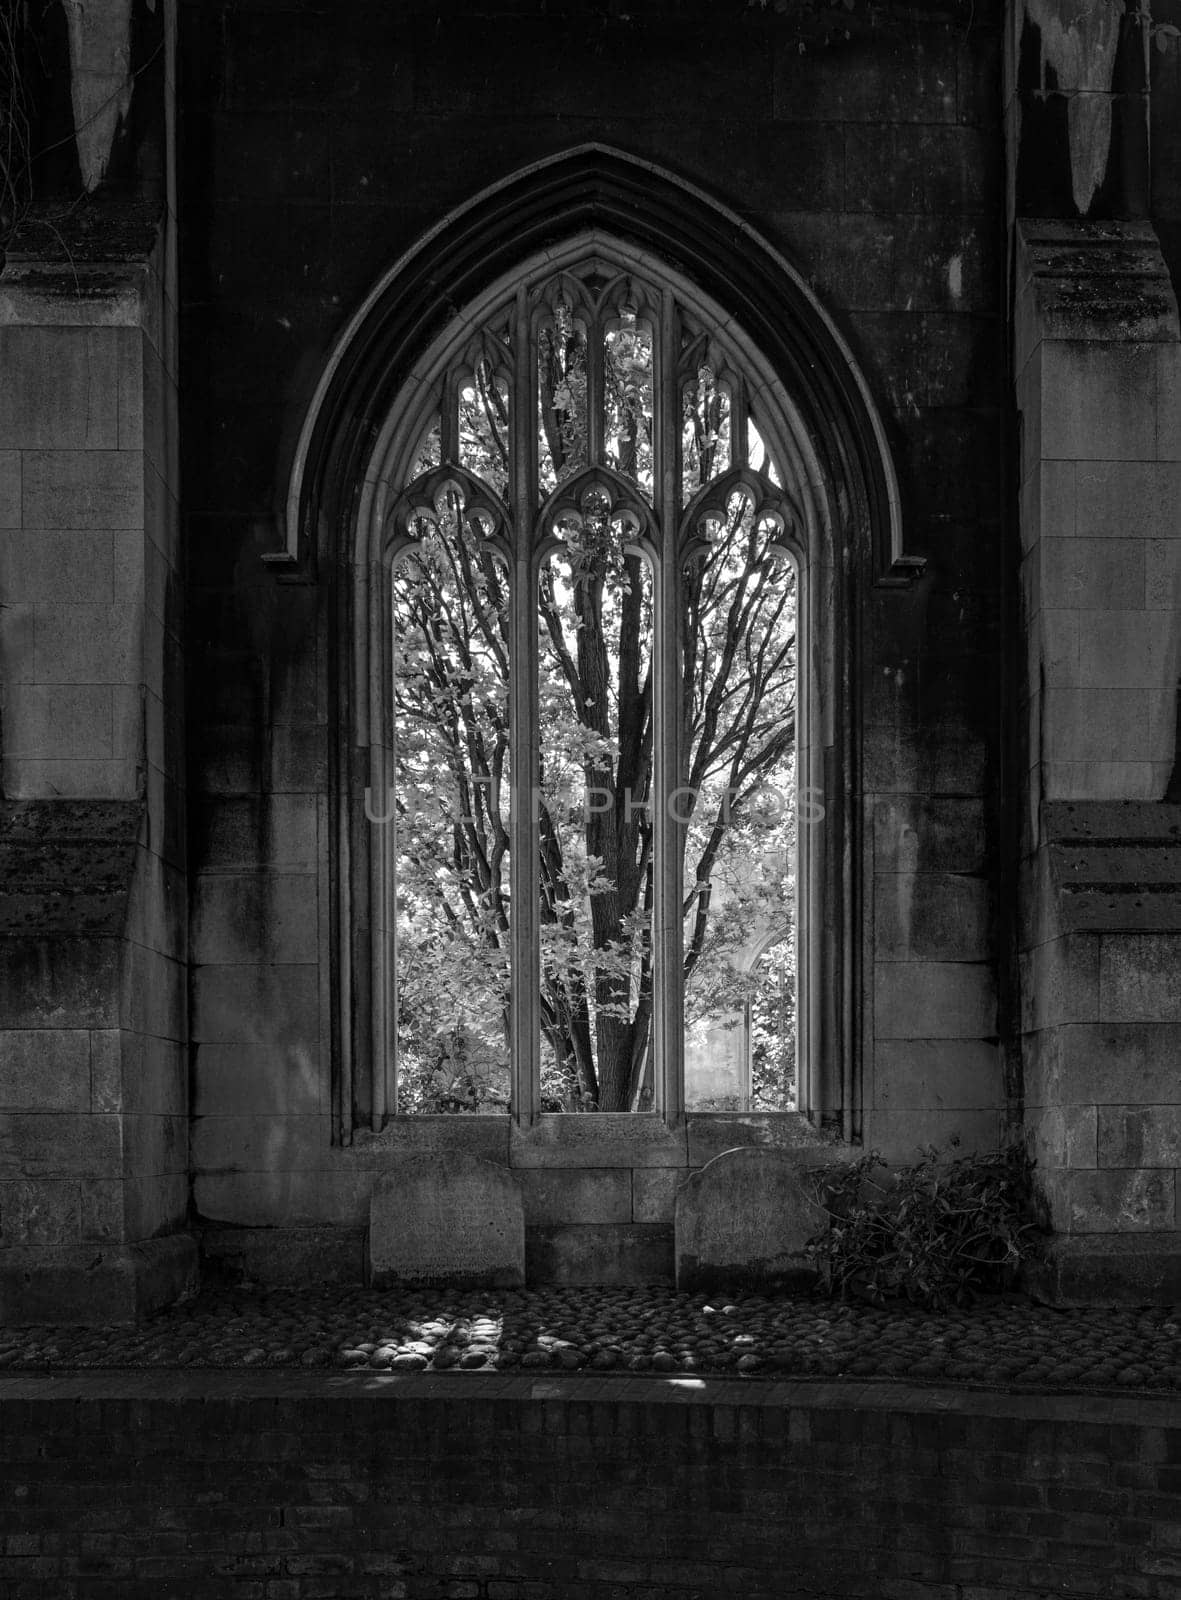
[277,146,915,1145]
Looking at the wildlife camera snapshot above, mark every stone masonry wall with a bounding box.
[0,88,194,1317]
[180,0,1008,1273]
[1014,219,1181,1299]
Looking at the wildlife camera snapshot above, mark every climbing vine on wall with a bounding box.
[0,0,34,246]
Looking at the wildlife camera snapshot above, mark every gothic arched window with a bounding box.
[368,240,810,1121]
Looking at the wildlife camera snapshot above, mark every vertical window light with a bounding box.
[537,494,655,1111]
[391,480,512,1113]
[386,255,798,1116]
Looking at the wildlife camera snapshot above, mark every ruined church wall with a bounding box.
[179,0,1008,1267]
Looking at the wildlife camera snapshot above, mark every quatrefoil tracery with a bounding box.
[386,465,512,567]
[537,468,657,566]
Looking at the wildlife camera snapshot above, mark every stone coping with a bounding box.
[0,1366,1178,1429]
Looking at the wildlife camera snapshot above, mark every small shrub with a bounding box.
[804,1140,1042,1310]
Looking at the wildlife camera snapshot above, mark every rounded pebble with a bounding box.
[0,1283,1171,1395]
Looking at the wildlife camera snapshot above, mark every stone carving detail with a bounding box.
[368,1153,524,1289]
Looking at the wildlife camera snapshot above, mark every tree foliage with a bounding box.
[391,302,798,1114]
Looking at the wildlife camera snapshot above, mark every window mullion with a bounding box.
[373,561,394,1127]
[586,306,605,467]
[654,287,684,1125]
[509,285,541,1126]
[731,373,749,469]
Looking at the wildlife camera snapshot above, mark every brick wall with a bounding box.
[1,1372,1178,1599]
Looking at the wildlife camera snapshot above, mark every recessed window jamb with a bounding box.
[655,286,684,1126]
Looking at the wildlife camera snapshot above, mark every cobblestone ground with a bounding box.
[3,1284,1180,1390]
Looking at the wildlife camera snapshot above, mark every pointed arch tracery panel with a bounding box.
[280,151,926,1149]
[358,243,815,1127]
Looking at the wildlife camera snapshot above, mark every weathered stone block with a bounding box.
[1039,341,1162,462]
[123,1173,189,1241]
[0,1029,91,1111]
[348,1117,510,1167]
[0,599,33,686]
[3,756,140,802]
[873,1039,1002,1111]
[191,963,320,1046]
[867,1107,1005,1163]
[631,1166,684,1224]
[116,325,145,452]
[848,310,985,410]
[113,1033,186,1120]
[773,30,958,124]
[675,1147,824,1291]
[874,961,996,1039]
[368,1153,524,1289]
[89,1028,122,1111]
[1017,347,1044,487]
[79,1177,124,1244]
[194,1166,373,1229]
[0,1179,80,1245]
[1075,460,1181,538]
[1157,342,1181,460]
[1021,459,1077,552]
[0,1234,197,1325]
[1039,1167,1175,1234]
[1146,537,1181,609]
[516,1167,631,1227]
[1036,1022,1181,1107]
[1029,1104,1098,1172]
[21,449,143,531]
[191,1113,329,1173]
[862,721,987,797]
[1042,759,1163,803]
[1018,935,1099,1033]
[191,872,319,965]
[872,796,986,876]
[1098,1106,1181,1169]
[843,124,995,216]
[1040,539,1145,612]
[525,1223,673,1286]
[777,212,894,313]
[33,603,140,686]
[1038,609,1080,687]
[201,1224,365,1287]
[874,872,989,962]
[510,1114,687,1169]
[685,1111,836,1169]
[1099,934,1181,1023]
[193,1041,322,1117]
[1026,1234,1181,1307]
[0,938,121,1030]
[1,684,115,759]
[0,1112,122,1179]
[892,218,1000,315]
[1042,687,1152,764]
[0,328,121,450]
[0,530,116,603]
[0,450,19,526]
[120,945,186,1043]
[192,795,319,873]
[122,1112,188,1179]
[1076,610,1172,690]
